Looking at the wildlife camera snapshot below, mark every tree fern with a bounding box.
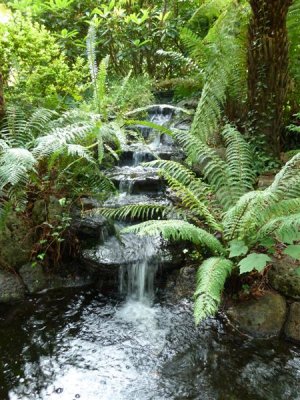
[287,0,300,99]
[194,257,233,324]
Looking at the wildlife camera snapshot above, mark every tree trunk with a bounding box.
[0,72,4,119]
[247,0,292,158]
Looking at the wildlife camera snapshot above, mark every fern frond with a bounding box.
[95,55,109,116]
[111,70,133,105]
[157,49,203,72]
[0,148,37,189]
[267,152,300,199]
[122,220,225,255]
[89,204,174,221]
[86,23,98,84]
[125,120,174,137]
[66,144,94,162]
[180,28,208,65]
[174,130,235,209]
[194,257,233,324]
[222,125,256,198]
[144,160,196,185]
[33,122,94,158]
[257,212,300,243]
[188,1,248,144]
[223,190,277,241]
[288,0,300,91]
[163,172,222,232]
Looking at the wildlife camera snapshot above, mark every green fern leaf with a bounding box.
[194,257,233,324]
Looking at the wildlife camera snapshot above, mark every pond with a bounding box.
[0,285,299,400]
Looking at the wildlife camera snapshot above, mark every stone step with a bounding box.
[103,192,169,208]
[82,234,183,273]
[107,166,164,194]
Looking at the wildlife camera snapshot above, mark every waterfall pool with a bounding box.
[1,286,300,400]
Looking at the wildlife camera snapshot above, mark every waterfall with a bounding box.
[119,237,158,304]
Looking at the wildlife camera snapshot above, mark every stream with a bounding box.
[0,106,300,399]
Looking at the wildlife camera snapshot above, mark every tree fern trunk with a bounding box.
[247,0,292,158]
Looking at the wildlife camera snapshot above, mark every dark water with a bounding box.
[0,287,299,400]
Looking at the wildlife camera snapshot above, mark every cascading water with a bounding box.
[2,104,300,400]
[119,237,158,304]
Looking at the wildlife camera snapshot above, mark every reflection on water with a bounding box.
[0,288,299,400]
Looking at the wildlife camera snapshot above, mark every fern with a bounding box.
[146,160,220,230]
[86,23,98,85]
[163,173,221,232]
[222,125,256,199]
[0,148,37,189]
[144,160,196,185]
[89,204,174,221]
[95,56,109,117]
[125,120,174,138]
[257,212,300,243]
[183,1,248,144]
[122,220,225,255]
[194,257,233,324]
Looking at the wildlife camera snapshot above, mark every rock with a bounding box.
[227,292,287,338]
[284,302,300,344]
[269,256,300,300]
[107,166,163,194]
[72,214,114,241]
[47,273,94,290]
[77,197,102,211]
[0,213,34,268]
[19,263,48,293]
[165,265,196,301]
[32,196,63,225]
[19,262,93,294]
[0,270,25,303]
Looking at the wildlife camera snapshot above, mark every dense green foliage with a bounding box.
[0,12,87,108]
[1,0,300,326]
[101,126,300,322]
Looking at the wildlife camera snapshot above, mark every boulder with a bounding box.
[284,302,300,344]
[19,263,48,293]
[71,214,114,241]
[227,292,287,338]
[0,270,25,303]
[82,234,184,273]
[269,256,300,300]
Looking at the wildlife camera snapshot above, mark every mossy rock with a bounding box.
[284,302,300,344]
[227,292,287,338]
[0,270,25,303]
[0,213,34,269]
[269,256,300,300]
